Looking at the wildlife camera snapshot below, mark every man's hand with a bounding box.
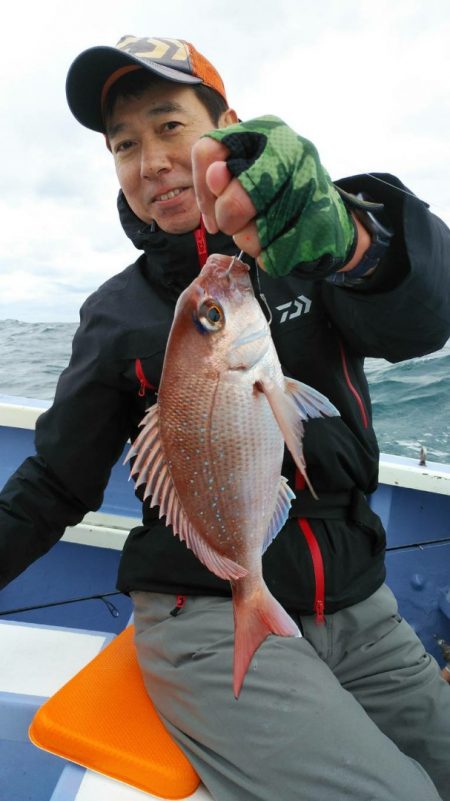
[192,116,358,279]
[192,137,262,259]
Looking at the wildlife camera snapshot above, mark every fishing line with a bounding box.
[363,174,428,204]
[0,591,122,619]
[364,174,450,218]
[230,248,273,324]
[253,258,273,325]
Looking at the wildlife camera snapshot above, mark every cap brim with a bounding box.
[66,45,202,132]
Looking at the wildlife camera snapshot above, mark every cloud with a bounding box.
[0,0,449,321]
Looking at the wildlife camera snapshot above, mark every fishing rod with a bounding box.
[0,590,122,618]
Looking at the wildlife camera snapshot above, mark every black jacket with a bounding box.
[1,174,449,616]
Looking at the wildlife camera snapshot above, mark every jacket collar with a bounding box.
[117,190,238,295]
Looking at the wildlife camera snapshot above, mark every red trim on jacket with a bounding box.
[297,518,326,624]
[295,470,326,623]
[135,358,156,398]
[339,340,369,429]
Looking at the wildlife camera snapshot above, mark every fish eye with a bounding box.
[198,300,225,332]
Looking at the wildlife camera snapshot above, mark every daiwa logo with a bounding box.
[276,295,312,323]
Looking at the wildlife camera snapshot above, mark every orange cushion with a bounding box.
[29,625,200,799]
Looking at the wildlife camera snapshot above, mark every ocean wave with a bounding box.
[1,320,449,464]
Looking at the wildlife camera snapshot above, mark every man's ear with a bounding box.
[217,108,239,128]
[104,134,112,152]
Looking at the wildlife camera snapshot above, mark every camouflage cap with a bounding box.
[66,35,227,133]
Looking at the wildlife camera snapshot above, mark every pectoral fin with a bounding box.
[257,377,339,499]
[125,405,248,581]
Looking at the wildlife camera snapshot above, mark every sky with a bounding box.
[0,0,449,322]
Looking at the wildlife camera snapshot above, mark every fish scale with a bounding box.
[166,382,282,555]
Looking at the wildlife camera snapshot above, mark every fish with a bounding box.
[127,253,339,697]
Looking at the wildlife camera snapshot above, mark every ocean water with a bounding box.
[1,318,449,464]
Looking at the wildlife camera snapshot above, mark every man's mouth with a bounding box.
[153,187,187,202]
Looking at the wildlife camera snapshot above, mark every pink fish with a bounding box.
[127,254,338,697]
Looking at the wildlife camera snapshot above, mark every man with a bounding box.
[1,36,450,801]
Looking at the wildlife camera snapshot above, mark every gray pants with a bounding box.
[132,585,450,801]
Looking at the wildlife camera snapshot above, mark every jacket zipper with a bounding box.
[338,340,369,429]
[295,470,325,624]
[135,358,156,398]
[141,224,204,619]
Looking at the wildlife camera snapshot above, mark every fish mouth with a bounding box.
[201,254,252,291]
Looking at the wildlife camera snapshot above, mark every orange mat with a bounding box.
[29,625,200,799]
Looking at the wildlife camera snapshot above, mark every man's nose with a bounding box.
[140,140,171,179]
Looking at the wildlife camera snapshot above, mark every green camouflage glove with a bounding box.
[204,115,356,279]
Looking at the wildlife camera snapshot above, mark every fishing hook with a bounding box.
[225,249,245,277]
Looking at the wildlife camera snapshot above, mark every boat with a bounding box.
[1,394,449,801]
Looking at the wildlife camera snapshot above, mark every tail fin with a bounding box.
[232,583,301,698]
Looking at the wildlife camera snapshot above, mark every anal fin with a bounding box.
[262,476,295,553]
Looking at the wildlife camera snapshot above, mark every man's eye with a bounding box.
[115,140,134,153]
[164,121,182,132]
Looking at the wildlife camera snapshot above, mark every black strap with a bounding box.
[289,487,381,528]
[289,490,352,520]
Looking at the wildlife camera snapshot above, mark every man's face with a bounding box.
[107,82,235,235]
